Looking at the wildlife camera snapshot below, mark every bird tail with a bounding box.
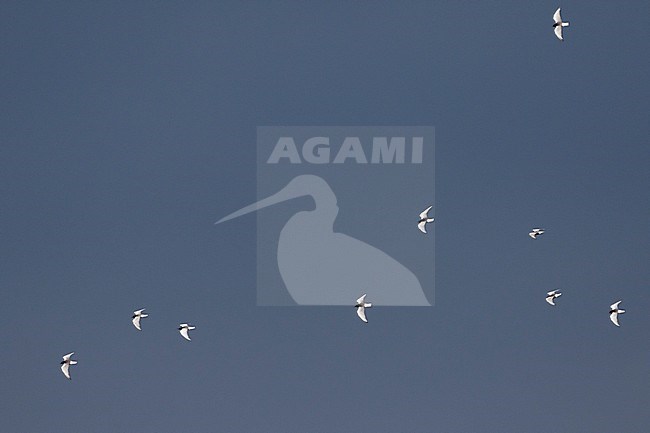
[189,326,196,330]
[365,303,372,308]
[141,314,149,318]
[70,361,78,365]
[562,22,569,27]
[618,309,625,314]
[427,218,434,223]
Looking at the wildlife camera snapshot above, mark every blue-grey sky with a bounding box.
[1,1,649,432]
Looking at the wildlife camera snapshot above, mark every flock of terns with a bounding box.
[529,227,627,327]
[59,8,583,380]
[534,3,624,336]
[544,290,626,327]
[60,309,196,380]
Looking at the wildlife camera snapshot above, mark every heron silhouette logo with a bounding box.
[217,126,435,306]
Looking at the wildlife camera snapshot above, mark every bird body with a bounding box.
[553,7,570,41]
[417,205,434,234]
[355,294,373,323]
[529,228,545,239]
[546,290,562,306]
[179,323,196,341]
[60,352,77,380]
[609,301,625,326]
[132,308,148,331]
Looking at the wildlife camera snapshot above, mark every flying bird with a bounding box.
[529,228,545,239]
[132,308,148,331]
[609,301,625,327]
[553,7,570,41]
[60,352,77,380]
[546,290,562,306]
[355,294,372,323]
[418,205,434,234]
[178,323,196,341]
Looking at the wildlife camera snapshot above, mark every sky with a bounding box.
[1,1,649,432]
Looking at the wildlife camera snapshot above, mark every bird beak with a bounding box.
[215,183,303,225]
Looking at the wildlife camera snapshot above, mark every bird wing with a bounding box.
[553,7,562,23]
[356,294,367,305]
[418,221,427,234]
[132,315,142,331]
[62,352,74,361]
[356,306,368,323]
[554,25,564,40]
[610,312,620,326]
[61,362,71,380]
[133,308,145,315]
[547,290,557,296]
[545,296,556,306]
[180,327,192,341]
[419,205,433,220]
[529,232,537,239]
[610,301,622,310]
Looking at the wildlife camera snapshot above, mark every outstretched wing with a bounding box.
[180,327,192,341]
[419,205,433,220]
[609,312,620,327]
[356,306,368,323]
[554,25,564,41]
[356,294,367,305]
[132,315,142,331]
[60,363,71,380]
[553,7,562,23]
[418,221,427,234]
[545,296,556,306]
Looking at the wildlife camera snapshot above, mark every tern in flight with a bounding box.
[132,308,148,331]
[609,301,625,327]
[60,352,77,380]
[546,290,562,306]
[553,7,570,41]
[418,205,434,234]
[216,175,431,306]
[529,228,545,239]
[179,323,196,341]
[355,294,372,323]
